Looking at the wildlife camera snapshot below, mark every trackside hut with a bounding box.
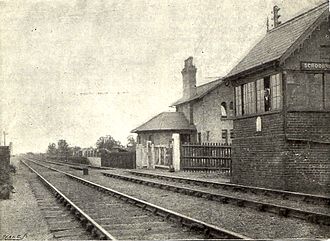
[132,112,196,146]
[227,2,330,194]
[132,112,196,169]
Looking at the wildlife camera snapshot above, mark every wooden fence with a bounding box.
[101,151,136,169]
[180,143,231,173]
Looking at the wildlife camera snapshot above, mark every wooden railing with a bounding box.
[180,143,231,173]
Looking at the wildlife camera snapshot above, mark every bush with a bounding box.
[0,168,12,200]
[0,184,13,199]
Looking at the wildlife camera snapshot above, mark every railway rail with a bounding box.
[100,171,330,225]
[127,171,330,206]
[23,159,249,240]
[26,168,97,240]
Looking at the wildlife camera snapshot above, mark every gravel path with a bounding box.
[128,169,230,183]
[0,159,52,240]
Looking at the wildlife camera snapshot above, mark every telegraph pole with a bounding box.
[3,131,8,146]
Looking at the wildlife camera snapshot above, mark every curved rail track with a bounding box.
[23,159,249,240]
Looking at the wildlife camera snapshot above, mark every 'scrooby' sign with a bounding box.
[301,62,330,71]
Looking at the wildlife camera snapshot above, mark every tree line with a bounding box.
[47,135,136,156]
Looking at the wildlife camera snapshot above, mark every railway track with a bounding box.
[100,171,330,225]
[26,169,96,240]
[127,170,330,206]
[34,158,330,209]
[22,161,115,240]
[23,159,249,240]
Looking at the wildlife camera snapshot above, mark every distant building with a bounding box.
[76,147,99,157]
[227,2,330,194]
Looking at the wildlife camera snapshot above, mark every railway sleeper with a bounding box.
[85,222,94,232]
[278,208,289,217]
[189,223,205,232]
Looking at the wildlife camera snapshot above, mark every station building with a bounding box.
[226,2,330,194]
[172,57,234,144]
[134,57,234,146]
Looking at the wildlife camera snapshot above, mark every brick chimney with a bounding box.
[181,57,197,99]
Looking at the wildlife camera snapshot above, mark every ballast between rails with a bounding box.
[25,159,250,240]
[127,171,330,206]
[101,172,330,226]
[21,160,117,240]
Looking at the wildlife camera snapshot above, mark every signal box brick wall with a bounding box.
[285,141,330,194]
[231,19,330,195]
[231,113,286,189]
[283,20,330,194]
[177,84,234,143]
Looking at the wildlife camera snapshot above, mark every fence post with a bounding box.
[172,133,181,171]
[151,143,155,169]
[135,144,142,168]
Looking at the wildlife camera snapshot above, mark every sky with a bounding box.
[0,0,326,154]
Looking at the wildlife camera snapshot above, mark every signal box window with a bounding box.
[243,82,256,114]
[235,73,282,116]
[235,86,242,116]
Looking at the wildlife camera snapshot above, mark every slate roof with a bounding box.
[227,2,329,78]
[171,78,224,106]
[132,112,196,133]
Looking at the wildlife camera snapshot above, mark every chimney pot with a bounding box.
[181,57,197,99]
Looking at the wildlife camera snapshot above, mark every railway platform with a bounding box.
[101,168,230,184]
